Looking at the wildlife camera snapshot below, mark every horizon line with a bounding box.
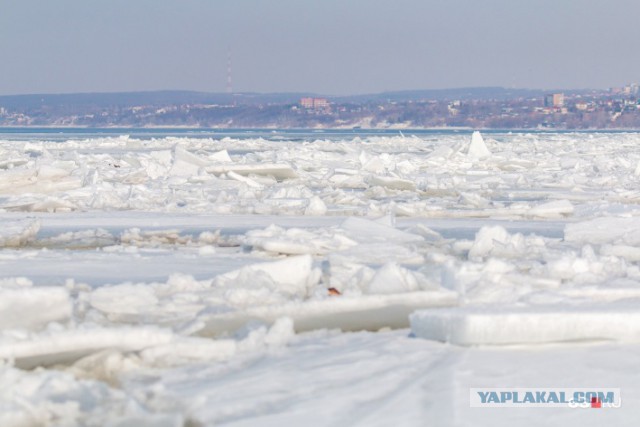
[0,85,609,99]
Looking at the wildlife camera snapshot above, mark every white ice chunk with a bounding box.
[466,226,543,260]
[0,327,174,369]
[197,290,458,337]
[144,150,172,179]
[366,262,421,294]
[245,225,356,256]
[0,168,36,193]
[90,284,159,315]
[208,149,232,163]
[263,317,295,347]
[0,288,71,330]
[205,164,297,180]
[0,366,178,427]
[170,160,200,177]
[467,131,491,159]
[27,197,77,213]
[467,226,510,260]
[368,175,416,191]
[215,255,320,299]
[36,165,71,180]
[305,196,328,215]
[361,155,386,173]
[139,336,237,366]
[528,199,574,217]
[173,146,211,167]
[168,145,213,176]
[459,192,490,208]
[0,219,40,247]
[410,305,640,345]
[428,145,456,160]
[0,163,82,195]
[565,217,640,245]
[227,170,263,189]
[600,244,640,261]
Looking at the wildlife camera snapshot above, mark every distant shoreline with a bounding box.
[2,126,640,134]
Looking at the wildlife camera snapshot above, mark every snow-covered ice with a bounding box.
[410,304,640,345]
[2,130,640,425]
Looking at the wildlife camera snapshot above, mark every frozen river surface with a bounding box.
[1,130,639,425]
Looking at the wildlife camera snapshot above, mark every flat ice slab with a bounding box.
[198,290,458,337]
[0,327,174,369]
[410,305,640,345]
[205,163,298,180]
[565,217,640,245]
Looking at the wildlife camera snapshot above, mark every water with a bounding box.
[2,127,637,143]
[0,127,466,142]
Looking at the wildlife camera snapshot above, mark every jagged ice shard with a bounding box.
[467,130,491,159]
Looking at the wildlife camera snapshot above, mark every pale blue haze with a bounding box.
[1,0,639,95]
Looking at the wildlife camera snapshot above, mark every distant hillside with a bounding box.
[1,86,623,130]
[0,87,589,109]
[337,87,568,103]
[0,91,319,109]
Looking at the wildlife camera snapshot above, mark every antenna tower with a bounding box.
[226,49,233,94]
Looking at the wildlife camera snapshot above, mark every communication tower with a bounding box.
[226,49,233,94]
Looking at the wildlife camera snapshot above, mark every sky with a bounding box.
[1,0,640,96]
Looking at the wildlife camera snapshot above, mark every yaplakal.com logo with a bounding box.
[470,388,621,408]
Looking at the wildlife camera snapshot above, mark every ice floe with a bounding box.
[3,131,640,425]
[410,304,640,345]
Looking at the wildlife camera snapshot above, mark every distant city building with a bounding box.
[447,101,461,115]
[300,97,330,110]
[313,98,329,109]
[544,93,564,108]
[575,101,589,111]
[623,83,639,96]
[300,97,314,108]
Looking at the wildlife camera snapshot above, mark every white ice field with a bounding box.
[1,130,640,425]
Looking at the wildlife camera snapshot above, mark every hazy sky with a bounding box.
[2,0,640,95]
